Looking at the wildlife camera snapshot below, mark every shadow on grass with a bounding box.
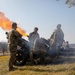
[18,67,67,73]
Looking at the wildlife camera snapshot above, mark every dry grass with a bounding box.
[0,56,75,75]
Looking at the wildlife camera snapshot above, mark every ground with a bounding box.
[0,48,75,75]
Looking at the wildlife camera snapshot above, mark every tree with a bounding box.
[0,42,8,55]
[57,0,75,8]
[65,0,75,7]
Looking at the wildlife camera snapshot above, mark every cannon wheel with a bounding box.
[14,49,29,66]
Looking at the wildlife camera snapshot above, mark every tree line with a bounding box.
[0,42,8,55]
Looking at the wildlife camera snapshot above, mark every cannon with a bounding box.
[14,38,30,66]
[14,37,60,66]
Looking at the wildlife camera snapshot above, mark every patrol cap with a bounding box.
[12,22,17,28]
[34,27,38,30]
[57,24,61,28]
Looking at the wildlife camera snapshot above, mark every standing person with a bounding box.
[7,22,22,71]
[54,24,64,47]
[28,27,40,48]
[50,24,64,49]
[65,41,69,50]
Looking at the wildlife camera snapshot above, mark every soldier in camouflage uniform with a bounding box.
[54,24,64,47]
[28,27,40,48]
[7,22,22,71]
[50,24,64,50]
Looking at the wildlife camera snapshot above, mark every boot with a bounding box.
[9,67,18,71]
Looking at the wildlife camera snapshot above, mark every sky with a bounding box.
[0,0,75,43]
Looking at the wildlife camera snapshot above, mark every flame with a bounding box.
[0,16,12,30]
[0,11,28,36]
[0,20,12,30]
[16,27,28,36]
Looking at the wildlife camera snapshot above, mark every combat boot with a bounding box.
[9,67,18,71]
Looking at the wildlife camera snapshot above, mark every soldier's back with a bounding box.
[8,29,18,46]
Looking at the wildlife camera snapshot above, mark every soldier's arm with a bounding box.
[28,32,34,40]
[28,33,32,40]
[37,33,40,38]
[61,30,64,39]
[14,30,22,38]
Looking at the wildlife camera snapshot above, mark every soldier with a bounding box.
[28,27,40,48]
[65,41,69,50]
[7,22,22,71]
[54,24,64,46]
[50,24,64,50]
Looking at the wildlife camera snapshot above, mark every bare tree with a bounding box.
[0,42,8,55]
[57,0,75,8]
[65,0,75,7]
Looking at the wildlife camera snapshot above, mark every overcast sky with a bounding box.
[0,0,75,43]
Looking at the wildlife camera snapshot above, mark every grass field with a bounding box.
[0,56,75,75]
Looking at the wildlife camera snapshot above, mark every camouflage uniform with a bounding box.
[8,29,22,69]
[28,32,40,48]
[50,25,64,55]
[54,28,64,46]
[50,25,64,48]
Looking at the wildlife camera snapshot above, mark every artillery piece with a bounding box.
[14,38,60,66]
